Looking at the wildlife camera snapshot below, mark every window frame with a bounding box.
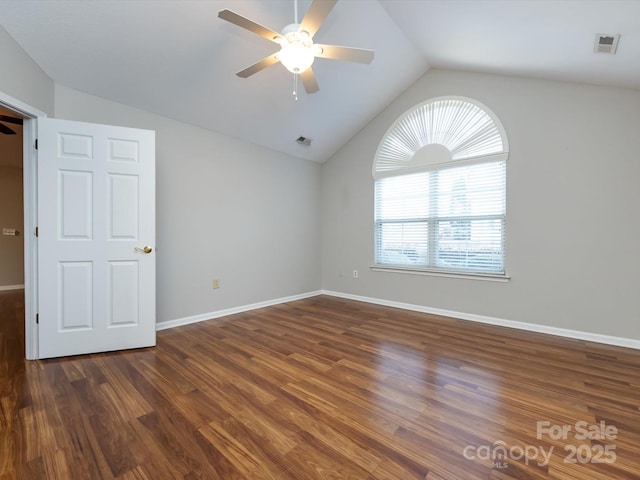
[372,96,509,280]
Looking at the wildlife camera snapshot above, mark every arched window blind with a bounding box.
[373,97,509,275]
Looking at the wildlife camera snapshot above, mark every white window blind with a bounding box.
[373,96,509,276]
[375,161,506,273]
[373,97,508,178]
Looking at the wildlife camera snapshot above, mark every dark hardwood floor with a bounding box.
[1,290,640,479]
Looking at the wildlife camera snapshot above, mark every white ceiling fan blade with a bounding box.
[300,68,319,94]
[236,53,281,78]
[299,0,338,38]
[218,9,282,43]
[314,44,375,64]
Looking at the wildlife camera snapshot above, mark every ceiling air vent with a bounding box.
[594,34,620,54]
[296,136,312,146]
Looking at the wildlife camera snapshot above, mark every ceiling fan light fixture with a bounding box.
[279,41,315,73]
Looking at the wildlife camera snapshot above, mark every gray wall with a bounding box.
[321,69,640,341]
[54,85,321,324]
[3,17,640,343]
[0,166,24,286]
[0,24,53,115]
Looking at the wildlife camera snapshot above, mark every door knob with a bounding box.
[135,246,153,254]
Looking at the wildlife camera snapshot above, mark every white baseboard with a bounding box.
[155,288,640,350]
[156,290,323,331]
[0,284,25,291]
[321,290,640,350]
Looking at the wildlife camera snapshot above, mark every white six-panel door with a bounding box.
[37,118,155,358]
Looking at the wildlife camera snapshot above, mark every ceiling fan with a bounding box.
[218,0,374,95]
[0,115,22,135]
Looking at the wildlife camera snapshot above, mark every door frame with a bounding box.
[0,90,46,360]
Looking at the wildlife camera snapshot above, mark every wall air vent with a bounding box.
[296,136,312,146]
[594,33,620,54]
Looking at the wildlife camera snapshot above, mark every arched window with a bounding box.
[373,96,508,275]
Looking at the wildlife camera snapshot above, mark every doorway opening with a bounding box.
[0,105,25,357]
[0,91,46,360]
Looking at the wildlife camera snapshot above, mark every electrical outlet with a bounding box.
[212,279,220,289]
[352,270,359,278]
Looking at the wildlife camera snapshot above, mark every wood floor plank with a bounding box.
[2,291,640,479]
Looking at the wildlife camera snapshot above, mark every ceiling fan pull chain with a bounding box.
[293,73,299,101]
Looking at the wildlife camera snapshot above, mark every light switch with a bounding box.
[2,228,17,236]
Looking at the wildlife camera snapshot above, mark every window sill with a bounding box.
[371,265,510,282]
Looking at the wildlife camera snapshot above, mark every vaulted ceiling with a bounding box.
[0,1,638,163]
